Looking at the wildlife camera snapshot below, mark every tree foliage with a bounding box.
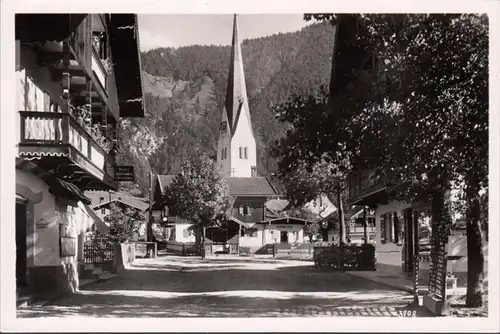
[316,14,488,307]
[162,155,235,257]
[102,204,146,243]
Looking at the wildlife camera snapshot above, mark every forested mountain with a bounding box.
[119,21,335,194]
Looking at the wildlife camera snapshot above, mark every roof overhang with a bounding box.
[107,14,145,118]
[229,216,256,229]
[15,14,87,42]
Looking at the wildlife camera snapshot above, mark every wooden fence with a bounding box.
[160,241,199,256]
[274,243,314,258]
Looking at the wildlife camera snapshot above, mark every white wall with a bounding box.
[230,105,256,178]
[217,108,232,177]
[175,223,196,243]
[17,169,94,268]
[261,224,305,244]
[374,200,411,270]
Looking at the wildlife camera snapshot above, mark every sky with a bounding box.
[138,14,313,51]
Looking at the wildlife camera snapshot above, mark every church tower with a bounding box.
[217,14,257,178]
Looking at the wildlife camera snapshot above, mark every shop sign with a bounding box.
[115,166,135,182]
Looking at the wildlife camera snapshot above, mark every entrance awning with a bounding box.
[229,216,255,229]
[41,174,91,205]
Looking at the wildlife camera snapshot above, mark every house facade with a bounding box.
[15,14,144,300]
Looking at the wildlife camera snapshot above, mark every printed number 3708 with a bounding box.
[398,310,417,317]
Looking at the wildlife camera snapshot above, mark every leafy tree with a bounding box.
[304,14,488,306]
[162,154,235,258]
[271,89,352,245]
[314,14,488,307]
[101,204,146,243]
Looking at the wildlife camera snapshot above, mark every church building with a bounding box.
[217,14,257,178]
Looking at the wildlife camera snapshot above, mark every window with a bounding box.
[239,147,243,159]
[244,147,248,159]
[225,148,227,159]
[251,166,257,176]
[183,229,189,238]
[101,208,106,215]
[221,148,224,160]
[381,212,400,244]
[243,206,249,216]
[239,206,244,215]
[99,197,104,203]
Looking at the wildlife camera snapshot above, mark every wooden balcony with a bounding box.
[18,111,117,190]
[348,169,388,206]
[91,46,108,93]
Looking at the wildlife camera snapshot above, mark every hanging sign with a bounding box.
[115,166,135,182]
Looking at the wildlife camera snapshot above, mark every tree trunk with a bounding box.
[336,188,346,244]
[363,206,368,244]
[200,226,206,259]
[465,177,484,307]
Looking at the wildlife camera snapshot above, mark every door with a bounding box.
[16,202,27,288]
[280,231,288,243]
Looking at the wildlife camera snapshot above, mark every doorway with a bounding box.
[16,201,28,288]
[280,231,288,243]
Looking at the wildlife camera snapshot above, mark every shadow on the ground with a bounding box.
[89,265,402,294]
[18,291,430,318]
[17,259,435,318]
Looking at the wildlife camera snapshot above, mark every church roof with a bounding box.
[224,14,253,138]
[227,177,278,197]
[156,174,277,197]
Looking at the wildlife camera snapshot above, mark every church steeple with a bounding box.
[217,14,257,178]
[224,14,253,137]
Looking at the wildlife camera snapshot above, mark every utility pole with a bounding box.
[147,171,154,243]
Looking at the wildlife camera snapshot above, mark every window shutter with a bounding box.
[239,147,243,159]
[244,147,248,159]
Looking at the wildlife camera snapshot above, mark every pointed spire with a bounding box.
[224,14,252,135]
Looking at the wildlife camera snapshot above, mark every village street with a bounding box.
[18,256,431,318]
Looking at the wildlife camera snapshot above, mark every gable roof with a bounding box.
[158,174,174,193]
[93,196,149,211]
[227,177,278,197]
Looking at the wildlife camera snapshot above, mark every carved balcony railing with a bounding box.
[18,111,116,189]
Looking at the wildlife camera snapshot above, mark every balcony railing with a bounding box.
[19,111,113,182]
[348,168,387,204]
